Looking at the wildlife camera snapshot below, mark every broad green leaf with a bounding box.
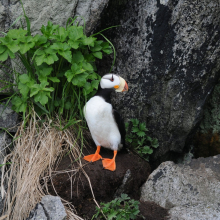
[7,28,27,39]
[19,74,30,84]
[132,127,139,133]
[87,72,98,80]
[43,87,54,92]
[139,122,148,131]
[59,50,72,63]
[82,36,96,46]
[38,65,53,76]
[91,80,99,90]
[44,47,56,54]
[50,27,68,42]
[34,91,49,105]
[68,26,83,41]
[137,131,145,137]
[101,42,110,49]
[41,21,59,38]
[0,48,15,61]
[72,72,88,87]
[18,82,29,98]
[11,96,27,113]
[65,70,74,82]
[7,41,20,53]
[72,51,84,63]
[83,82,93,95]
[45,53,58,65]
[130,118,139,126]
[68,40,79,49]
[35,54,46,66]
[33,35,47,45]
[82,62,93,72]
[143,146,153,154]
[152,138,159,148]
[102,48,113,54]
[84,53,95,62]
[0,45,7,54]
[48,77,60,82]
[90,45,102,52]
[93,52,102,59]
[30,86,40,97]
[19,41,35,54]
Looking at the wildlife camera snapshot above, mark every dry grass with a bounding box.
[1,111,87,220]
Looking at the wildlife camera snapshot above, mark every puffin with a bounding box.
[83,74,128,171]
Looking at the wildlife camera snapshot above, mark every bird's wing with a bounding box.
[112,109,126,147]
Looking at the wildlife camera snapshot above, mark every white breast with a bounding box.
[84,96,121,151]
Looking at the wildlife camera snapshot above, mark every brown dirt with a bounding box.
[48,145,169,219]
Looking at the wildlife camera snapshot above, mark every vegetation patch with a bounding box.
[125,119,159,161]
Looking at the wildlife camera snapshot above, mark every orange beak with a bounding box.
[122,81,128,92]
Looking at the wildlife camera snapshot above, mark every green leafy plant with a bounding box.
[0,16,113,122]
[125,119,159,160]
[92,194,141,220]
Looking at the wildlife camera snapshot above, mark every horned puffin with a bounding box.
[83,74,128,171]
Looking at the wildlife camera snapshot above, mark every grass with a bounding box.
[0,111,87,220]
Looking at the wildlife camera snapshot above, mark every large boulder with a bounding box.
[140,155,220,220]
[2,0,109,35]
[96,0,220,164]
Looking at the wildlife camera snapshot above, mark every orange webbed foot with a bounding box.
[102,150,117,171]
[83,146,102,162]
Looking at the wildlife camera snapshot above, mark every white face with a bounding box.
[100,74,121,89]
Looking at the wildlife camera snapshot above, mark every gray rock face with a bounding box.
[140,155,220,220]
[0,102,18,132]
[27,195,67,220]
[2,0,109,35]
[97,0,220,164]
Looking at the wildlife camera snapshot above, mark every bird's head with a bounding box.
[100,74,128,92]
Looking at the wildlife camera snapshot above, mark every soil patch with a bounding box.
[48,145,168,219]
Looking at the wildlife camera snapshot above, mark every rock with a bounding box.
[0,102,18,132]
[96,0,220,165]
[27,195,67,220]
[27,203,47,220]
[5,0,109,35]
[140,155,220,220]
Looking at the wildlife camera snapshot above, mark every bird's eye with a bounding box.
[110,75,114,82]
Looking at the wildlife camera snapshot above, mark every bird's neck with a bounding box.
[95,87,114,104]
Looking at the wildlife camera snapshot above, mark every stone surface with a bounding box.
[27,203,47,220]
[0,102,18,132]
[27,195,67,220]
[96,0,220,165]
[6,0,109,35]
[140,155,220,220]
